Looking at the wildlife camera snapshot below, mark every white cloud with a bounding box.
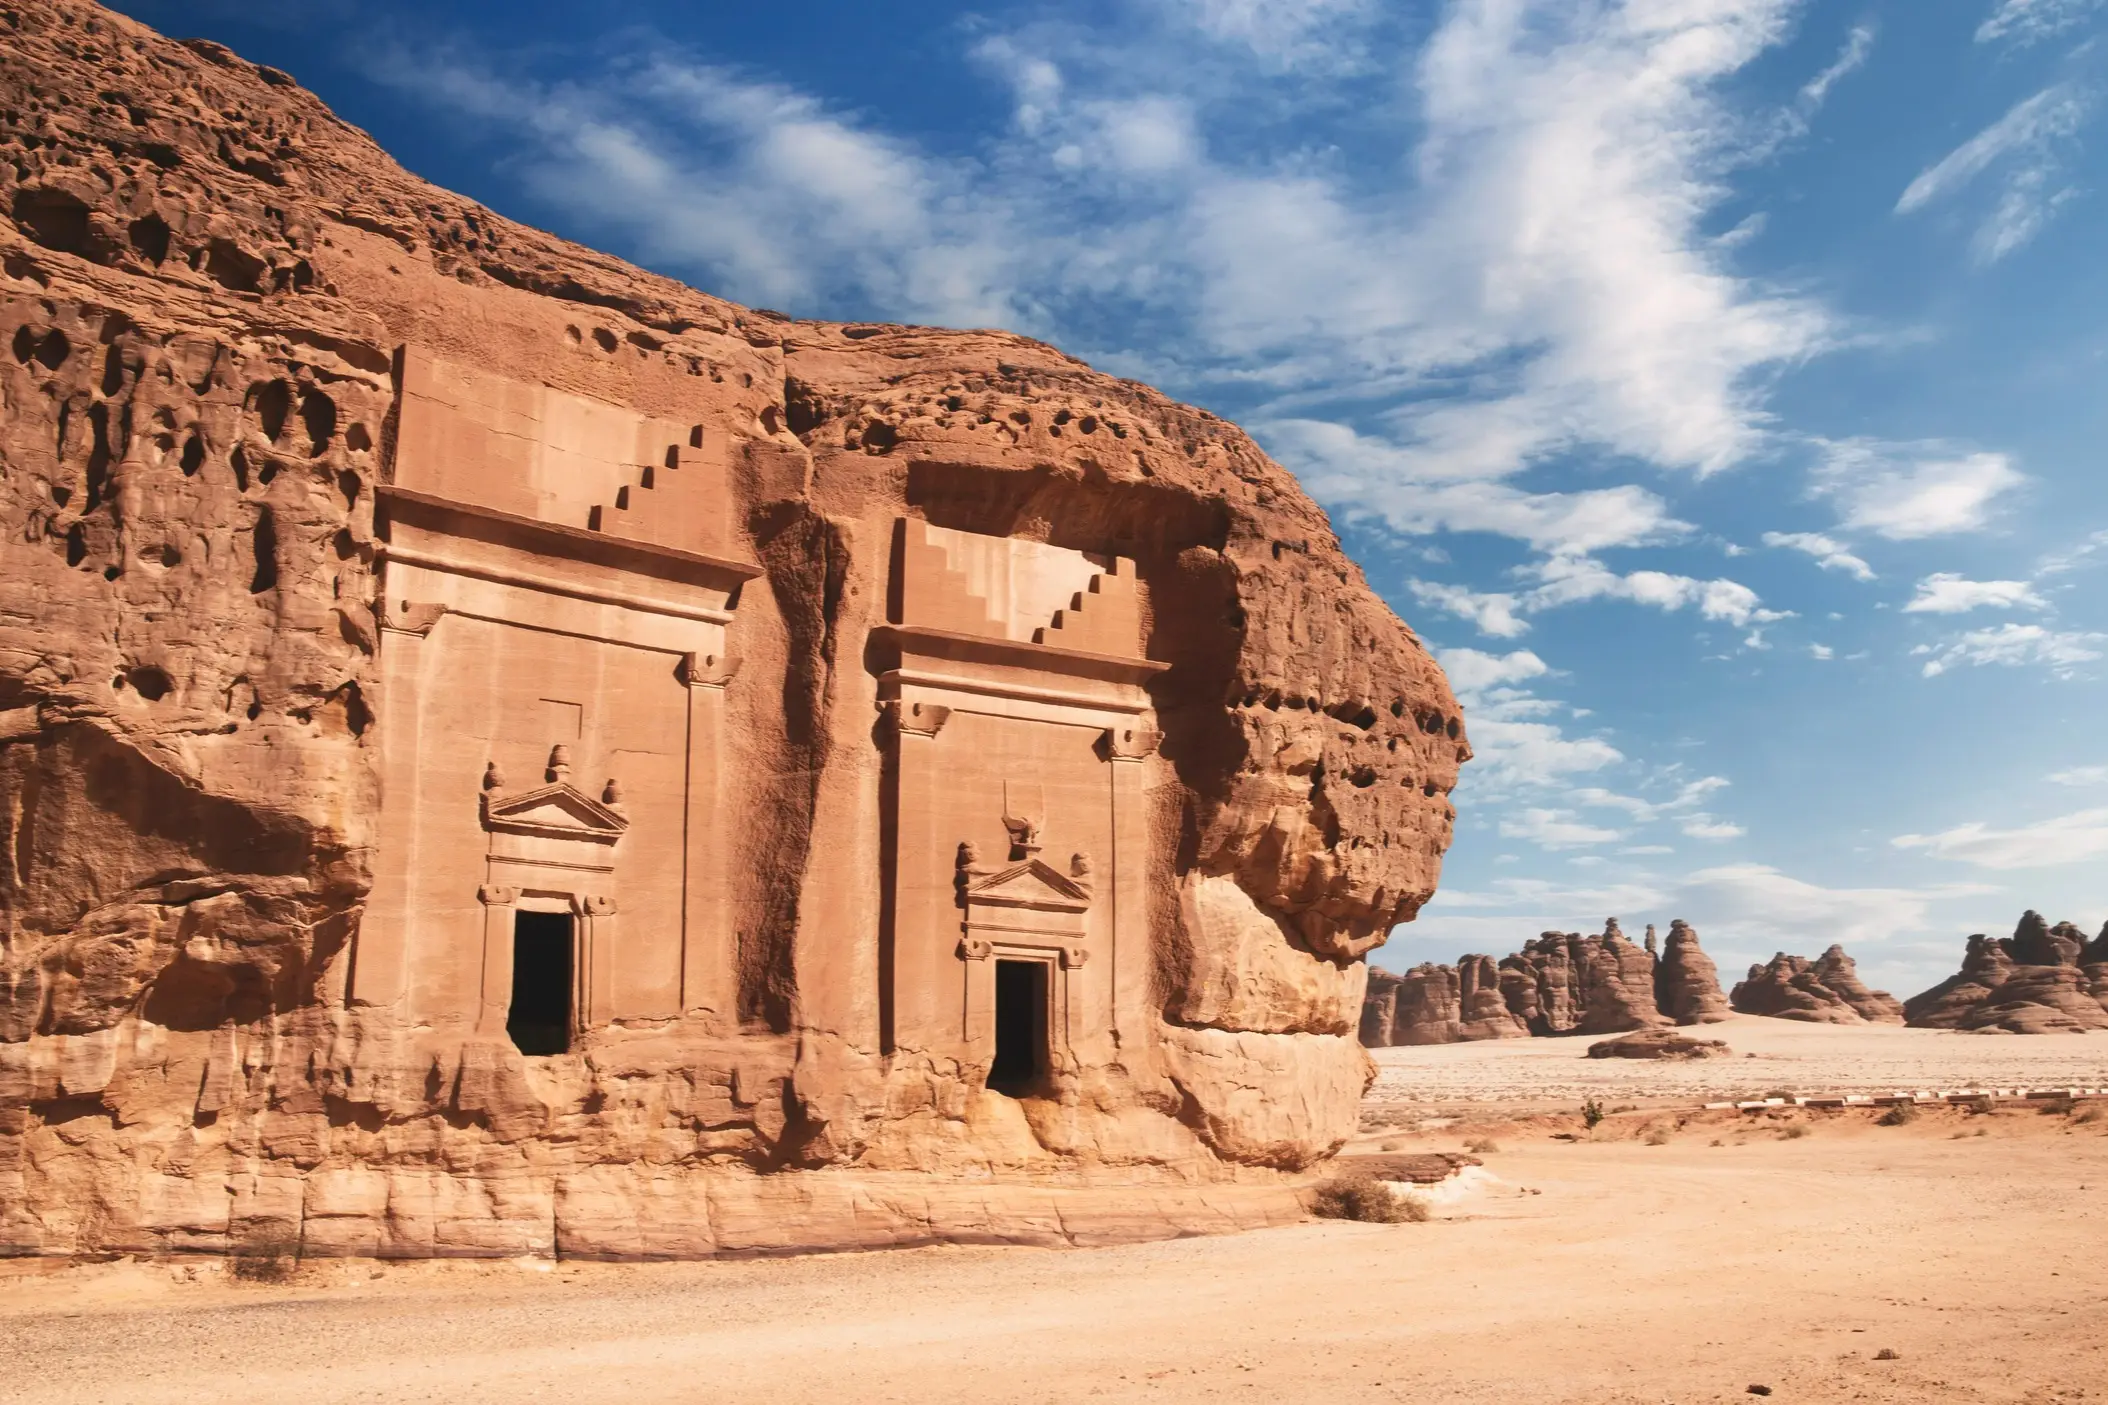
[1797,24,1875,110]
[1679,815,1746,841]
[1813,442,2025,540]
[1895,85,2091,264]
[1901,572,2048,614]
[2048,765,2108,786]
[1500,807,1624,849]
[1407,579,1532,638]
[1975,0,2107,46]
[1809,643,1835,660]
[1762,530,1875,581]
[1913,623,2107,678]
[1465,717,1625,787]
[1521,556,1789,629]
[1436,647,1551,696]
[1894,808,2108,869]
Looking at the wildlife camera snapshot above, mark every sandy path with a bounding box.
[4,1107,2105,1404]
[1370,1015,2108,1108]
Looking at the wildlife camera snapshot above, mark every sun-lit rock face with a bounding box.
[1904,913,2108,1035]
[1730,946,1905,1025]
[0,2,1465,1256]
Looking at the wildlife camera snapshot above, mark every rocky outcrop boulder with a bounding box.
[1587,1029,1730,1060]
[1730,945,1904,1024]
[1654,919,1730,1025]
[1906,912,2108,1034]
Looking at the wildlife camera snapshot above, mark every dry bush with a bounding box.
[1311,1174,1429,1224]
[1581,1097,1606,1131]
[1464,1137,1500,1154]
[1877,1102,1919,1127]
[2037,1096,2075,1116]
[2071,1103,2106,1126]
[1781,1123,1810,1140]
[1378,1140,1404,1152]
[1642,1126,1672,1146]
[1965,1095,1996,1116]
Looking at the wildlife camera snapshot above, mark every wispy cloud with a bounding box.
[1912,622,2106,677]
[1812,441,2025,539]
[1894,807,2108,868]
[1895,84,2092,264]
[1975,0,2108,46]
[2048,765,2108,785]
[1500,807,1624,849]
[1901,572,2048,613]
[1762,530,1876,580]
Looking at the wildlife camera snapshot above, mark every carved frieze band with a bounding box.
[681,651,740,690]
[885,699,953,739]
[1098,725,1163,762]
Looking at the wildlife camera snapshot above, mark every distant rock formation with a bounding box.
[1364,916,1718,1045]
[1730,945,1904,1025]
[1501,923,1665,1036]
[1655,919,1731,1025]
[1905,912,2108,1034]
[1360,956,1526,1045]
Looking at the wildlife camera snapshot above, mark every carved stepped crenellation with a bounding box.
[589,428,732,557]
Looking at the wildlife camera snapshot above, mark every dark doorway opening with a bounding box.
[508,910,573,1056]
[989,958,1049,1097]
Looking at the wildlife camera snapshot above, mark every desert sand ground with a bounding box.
[1370,1014,2108,1109]
[4,1026,2106,1405]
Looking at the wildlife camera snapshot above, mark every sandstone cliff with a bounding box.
[1730,946,1904,1025]
[1905,913,2108,1035]
[0,3,1466,1257]
[1359,956,1524,1046]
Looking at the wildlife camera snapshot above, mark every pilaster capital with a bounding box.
[1099,725,1162,762]
[681,651,740,689]
[885,699,952,739]
[477,884,519,907]
[380,599,448,637]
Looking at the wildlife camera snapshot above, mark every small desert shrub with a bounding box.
[230,1241,298,1283]
[1643,1126,1672,1146]
[1581,1097,1606,1131]
[1877,1102,1919,1127]
[1965,1095,1996,1116]
[1465,1137,1500,1154]
[2037,1096,2075,1117]
[1378,1140,1404,1152]
[2073,1103,2106,1126]
[1781,1123,1810,1140]
[1609,1103,1637,1115]
[1311,1173,1428,1224]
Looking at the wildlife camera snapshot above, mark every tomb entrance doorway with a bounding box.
[989,957,1050,1097]
[508,909,574,1055]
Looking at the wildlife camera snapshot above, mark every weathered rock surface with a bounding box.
[1730,945,1905,1025]
[0,3,1467,1257]
[1906,913,2108,1034]
[1654,919,1730,1025]
[1586,1029,1730,1060]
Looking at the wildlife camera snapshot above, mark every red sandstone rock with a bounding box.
[1730,945,1904,1025]
[1653,919,1729,1025]
[0,4,1466,1256]
[1905,913,2108,1034]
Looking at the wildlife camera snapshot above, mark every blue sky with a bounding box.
[127,0,2108,998]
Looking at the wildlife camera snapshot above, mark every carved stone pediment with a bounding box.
[481,783,629,845]
[965,858,1092,914]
